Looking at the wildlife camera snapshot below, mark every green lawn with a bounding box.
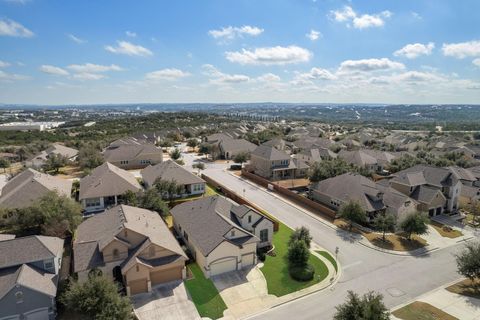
[260,223,329,297]
[184,263,227,320]
[170,184,219,206]
[316,250,338,272]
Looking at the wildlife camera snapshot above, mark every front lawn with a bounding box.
[392,301,458,320]
[430,221,463,239]
[316,250,338,272]
[446,278,480,299]
[260,223,329,297]
[184,263,227,320]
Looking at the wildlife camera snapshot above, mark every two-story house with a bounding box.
[171,195,273,278]
[0,235,63,320]
[73,205,187,296]
[250,145,308,180]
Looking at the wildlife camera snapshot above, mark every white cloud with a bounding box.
[0,18,34,37]
[0,60,10,68]
[225,46,312,65]
[394,71,445,83]
[442,40,480,59]
[72,73,105,80]
[295,67,336,82]
[394,42,435,59]
[202,64,250,84]
[67,33,86,44]
[105,41,153,57]
[208,25,264,41]
[0,70,29,81]
[330,6,391,29]
[39,65,69,76]
[67,63,123,73]
[411,12,422,19]
[3,0,30,5]
[338,58,405,73]
[473,58,480,67]
[256,73,281,82]
[306,29,321,41]
[125,31,137,37]
[145,68,191,81]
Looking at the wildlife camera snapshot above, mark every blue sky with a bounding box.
[0,0,479,105]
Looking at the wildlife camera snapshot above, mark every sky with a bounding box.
[0,0,479,105]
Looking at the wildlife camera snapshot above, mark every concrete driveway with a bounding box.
[131,281,200,320]
[211,267,275,319]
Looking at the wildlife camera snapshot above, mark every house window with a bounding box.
[260,229,269,243]
[86,198,101,208]
[44,259,54,270]
[248,215,252,223]
[140,159,151,165]
[113,249,119,259]
[120,160,129,165]
[15,291,23,304]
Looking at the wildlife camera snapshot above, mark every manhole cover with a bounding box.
[387,287,405,297]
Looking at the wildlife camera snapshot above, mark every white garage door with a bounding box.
[24,308,49,320]
[209,258,236,277]
[242,253,255,269]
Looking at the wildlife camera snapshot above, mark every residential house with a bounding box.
[141,159,206,196]
[376,180,418,220]
[171,195,273,278]
[218,138,257,160]
[389,165,462,216]
[0,235,63,320]
[79,162,142,213]
[25,144,78,169]
[0,168,72,209]
[262,138,288,151]
[449,166,480,207]
[103,143,163,170]
[250,145,308,180]
[73,205,187,296]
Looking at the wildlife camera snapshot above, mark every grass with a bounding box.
[392,301,458,320]
[446,278,480,299]
[316,251,338,272]
[260,223,329,297]
[430,221,463,238]
[184,263,227,320]
[169,184,219,206]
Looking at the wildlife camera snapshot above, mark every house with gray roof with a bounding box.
[25,143,78,169]
[218,138,257,160]
[141,159,206,196]
[0,168,72,209]
[171,195,273,278]
[0,235,63,320]
[250,145,308,180]
[73,205,187,296]
[79,162,142,213]
[103,142,163,170]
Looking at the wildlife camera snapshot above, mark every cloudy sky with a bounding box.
[0,0,479,105]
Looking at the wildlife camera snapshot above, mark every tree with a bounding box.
[169,148,181,161]
[289,226,312,249]
[198,143,211,158]
[400,211,429,240]
[233,151,250,166]
[287,240,309,267]
[338,201,367,231]
[373,213,396,242]
[154,179,184,201]
[0,158,10,173]
[334,291,389,320]
[187,138,199,149]
[61,274,133,320]
[469,200,480,228]
[456,242,480,283]
[122,189,169,217]
[43,154,67,173]
[308,158,350,183]
[78,145,104,169]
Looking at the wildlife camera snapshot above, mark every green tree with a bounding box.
[456,242,480,283]
[140,189,169,216]
[233,151,250,166]
[373,213,396,242]
[187,138,199,149]
[308,158,350,183]
[287,240,309,267]
[400,211,429,240]
[169,148,181,161]
[154,179,184,201]
[61,274,133,320]
[78,145,104,169]
[43,154,67,173]
[338,201,367,231]
[289,226,312,249]
[198,143,211,157]
[0,158,10,173]
[469,200,480,228]
[334,291,389,320]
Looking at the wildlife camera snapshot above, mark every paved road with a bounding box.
[203,168,469,320]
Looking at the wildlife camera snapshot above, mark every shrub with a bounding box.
[289,264,315,282]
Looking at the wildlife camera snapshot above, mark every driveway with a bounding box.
[211,267,275,319]
[132,281,200,320]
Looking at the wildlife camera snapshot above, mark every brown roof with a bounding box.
[141,160,204,187]
[103,143,162,162]
[0,264,58,300]
[252,145,290,161]
[79,162,142,200]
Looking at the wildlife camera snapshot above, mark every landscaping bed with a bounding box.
[392,301,458,320]
[184,263,227,320]
[260,223,329,297]
[430,221,463,238]
[446,278,480,299]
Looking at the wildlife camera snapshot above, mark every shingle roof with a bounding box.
[0,264,58,300]
[0,168,72,209]
[0,235,63,270]
[338,150,378,167]
[219,139,257,154]
[376,183,416,211]
[449,166,477,182]
[171,196,258,256]
[141,160,204,187]
[103,143,162,162]
[410,185,444,204]
[252,145,290,161]
[79,162,142,200]
[392,165,454,188]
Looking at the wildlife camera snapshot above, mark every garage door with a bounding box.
[209,258,237,277]
[150,267,182,286]
[25,308,49,320]
[242,253,255,269]
[129,278,148,295]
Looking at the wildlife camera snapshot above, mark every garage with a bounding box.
[241,253,255,269]
[129,278,148,295]
[24,308,49,320]
[150,267,182,286]
[209,258,237,277]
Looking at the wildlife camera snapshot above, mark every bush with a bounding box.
[289,264,315,282]
[257,249,266,262]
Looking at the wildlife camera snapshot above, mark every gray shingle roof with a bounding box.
[0,169,72,209]
[219,139,257,154]
[0,264,58,300]
[410,185,444,204]
[141,160,204,187]
[392,165,455,188]
[103,143,162,162]
[79,162,142,200]
[252,145,290,161]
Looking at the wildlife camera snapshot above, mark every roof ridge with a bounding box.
[33,235,57,257]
